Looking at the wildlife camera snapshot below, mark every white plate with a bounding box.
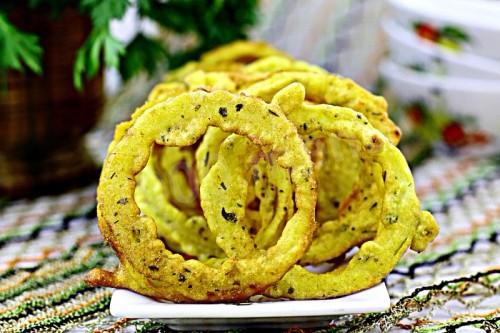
[110,283,390,331]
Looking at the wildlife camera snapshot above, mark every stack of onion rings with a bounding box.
[86,41,438,302]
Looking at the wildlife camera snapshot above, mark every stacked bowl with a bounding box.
[380,0,500,160]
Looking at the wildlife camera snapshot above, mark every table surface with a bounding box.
[0,143,499,333]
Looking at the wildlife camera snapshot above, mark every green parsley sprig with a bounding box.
[0,0,258,91]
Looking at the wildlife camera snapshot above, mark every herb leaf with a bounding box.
[139,0,258,69]
[80,0,129,27]
[0,12,42,74]
[118,33,167,81]
[73,27,125,90]
[2,0,259,90]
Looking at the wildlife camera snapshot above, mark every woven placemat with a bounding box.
[0,145,499,333]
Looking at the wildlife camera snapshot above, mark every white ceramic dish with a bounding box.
[382,19,500,80]
[110,283,390,331]
[387,0,500,60]
[379,60,500,137]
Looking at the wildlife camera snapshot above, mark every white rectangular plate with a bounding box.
[110,283,390,331]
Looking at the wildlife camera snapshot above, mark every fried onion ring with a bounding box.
[134,158,222,260]
[86,90,316,302]
[201,83,437,298]
[165,40,287,83]
[243,71,400,145]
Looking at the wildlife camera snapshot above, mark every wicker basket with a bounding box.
[0,7,103,198]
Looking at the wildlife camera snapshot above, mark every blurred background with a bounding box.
[1,0,499,198]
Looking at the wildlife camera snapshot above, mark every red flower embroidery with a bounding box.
[442,122,466,146]
[415,23,439,41]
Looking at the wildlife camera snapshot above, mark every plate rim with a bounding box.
[110,282,390,319]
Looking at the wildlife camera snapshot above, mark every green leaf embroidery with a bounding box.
[440,26,470,43]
